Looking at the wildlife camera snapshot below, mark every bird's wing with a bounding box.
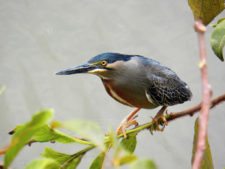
[145,70,192,106]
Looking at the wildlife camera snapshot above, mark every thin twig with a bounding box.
[193,20,210,169]
[167,93,225,121]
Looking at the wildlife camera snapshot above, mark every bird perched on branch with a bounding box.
[56,53,192,137]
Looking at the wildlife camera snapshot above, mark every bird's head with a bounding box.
[56,53,134,79]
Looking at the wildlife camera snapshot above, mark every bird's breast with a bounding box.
[101,79,157,109]
[102,79,133,107]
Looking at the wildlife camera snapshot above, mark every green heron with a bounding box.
[56,53,192,136]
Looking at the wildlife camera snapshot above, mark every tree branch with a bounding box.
[192,20,211,169]
[167,93,225,121]
[120,93,225,137]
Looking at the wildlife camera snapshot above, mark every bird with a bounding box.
[56,52,192,137]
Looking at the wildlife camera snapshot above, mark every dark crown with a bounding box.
[88,53,133,64]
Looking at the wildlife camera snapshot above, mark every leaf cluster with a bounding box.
[188,0,225,61]
[0,109,216,169]
[1,110,157,169]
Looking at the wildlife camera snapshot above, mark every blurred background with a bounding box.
[0,0,225,168]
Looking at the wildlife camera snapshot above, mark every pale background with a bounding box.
[0,0,225,168]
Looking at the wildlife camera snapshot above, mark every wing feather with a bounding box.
[146,73,192,106]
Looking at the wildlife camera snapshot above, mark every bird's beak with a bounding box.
[56,63,97,75]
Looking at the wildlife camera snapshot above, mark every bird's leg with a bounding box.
[116,107,141,138]
[150,106,168,133]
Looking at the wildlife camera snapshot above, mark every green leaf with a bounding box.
[212,18,225,28]
[42,147,83,169]
[0,85,6,95]
[4,109,54,168]
[192,118,214,169]
[26,158,60,169]
[120,134,137,153]
[117,154,137,166]
[31,125,92,145]
[112,133,137,167]
[130,159,157,169]
[188,0,224,25]
[211,18,225,61]
[60,120,105,150]
[89,152,105,169]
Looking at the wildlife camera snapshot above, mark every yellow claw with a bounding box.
[149,115,168,134]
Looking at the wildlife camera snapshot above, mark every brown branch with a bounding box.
[192,20,211,169]
[122,92,225,139]
[167,93,225,121]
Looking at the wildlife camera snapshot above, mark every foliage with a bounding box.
[4,109,53,168]
[188,0,225,61]
[58,120,106,150]
[89,152,106,169]
[0,108,219,168]
[26,158,60,169]
[192,118,214,169]
[120,134,137,153]
[39,147,84,169]
[188,0,224,25]
[1,111,157,169]
[211,18,225,61]
[30,125,91,144]
[0,85,6,95]
[130,159,157,169]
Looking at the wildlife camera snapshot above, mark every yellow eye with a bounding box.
[101,60,108,66]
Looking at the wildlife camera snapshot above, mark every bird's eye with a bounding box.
[101,60,108,66]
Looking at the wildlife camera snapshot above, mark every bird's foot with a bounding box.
[149,111,168,134]
[116,115,139,138]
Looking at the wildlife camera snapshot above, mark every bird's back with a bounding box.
[139,56,192,106]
